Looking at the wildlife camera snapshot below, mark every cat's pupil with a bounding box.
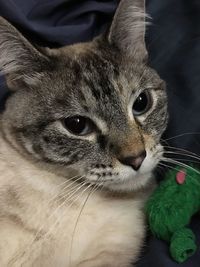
[132,90,152,116]
[63,116,93,136]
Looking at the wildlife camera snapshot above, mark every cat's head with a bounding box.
[0,0,168,192]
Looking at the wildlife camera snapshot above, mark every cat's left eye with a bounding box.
[132,90,152,116]
[63,116,95,136]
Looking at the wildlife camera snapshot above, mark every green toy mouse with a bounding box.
[146,165,200,263]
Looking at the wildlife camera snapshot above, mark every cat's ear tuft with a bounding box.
[0,17,51,89]
[108,0,150,61]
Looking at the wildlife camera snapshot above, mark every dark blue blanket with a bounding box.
[0,0,200,266]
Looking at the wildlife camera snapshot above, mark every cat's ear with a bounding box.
[0,17,51,90]
[108,0,149,61]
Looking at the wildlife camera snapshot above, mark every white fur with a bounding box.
[0,135,154,267]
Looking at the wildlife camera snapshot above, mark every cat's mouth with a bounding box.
[103,171,153,192]
[85,166,154,192]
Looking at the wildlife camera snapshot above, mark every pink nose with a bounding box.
[118,151,146,171]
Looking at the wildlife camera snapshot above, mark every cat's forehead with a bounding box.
[56,42,153,97]
[55,47,129,102]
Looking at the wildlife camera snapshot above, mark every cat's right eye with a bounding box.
[132,90,152,116]
[63,116,95,136]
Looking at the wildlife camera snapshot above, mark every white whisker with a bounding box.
[158,161,200,186]
[47,175,85,207]
[163,145,200,158]
[39,182,93,244]
[69,182,103,267]
[161,157,200,175]
[12,177,88,265]
[163,132,200,141]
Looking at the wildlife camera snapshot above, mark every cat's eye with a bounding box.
[132,90,152,116]
[63,116,95,136]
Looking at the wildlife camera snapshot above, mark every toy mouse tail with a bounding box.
[170,227,197,263]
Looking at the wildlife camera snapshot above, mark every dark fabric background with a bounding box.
[0,0,200,266]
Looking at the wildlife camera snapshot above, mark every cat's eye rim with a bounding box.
[62,116,96,136]
[132,89,153,116]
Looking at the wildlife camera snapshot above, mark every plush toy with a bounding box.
[146,165,200,263]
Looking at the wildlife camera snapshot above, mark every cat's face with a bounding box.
[0,0,168,192]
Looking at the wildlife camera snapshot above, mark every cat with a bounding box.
[0,0,168,266]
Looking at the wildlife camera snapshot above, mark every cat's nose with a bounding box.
[118,150,146,171]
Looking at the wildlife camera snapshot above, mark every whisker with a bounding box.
[161,157,200,175]
[159,161,200,186]
[163,132,200,141]
[158,162,180,172]
[47,176,86,206]
[37,180,89,236]
[41,182,93,245]
[10,169,103,265]
[35,177,86,231]
[163,145,200,158]
[51,180,89,209]
[13,179,89,265]
[69,181,103,267]
[45,175,85,208]
[164,152,200,164]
